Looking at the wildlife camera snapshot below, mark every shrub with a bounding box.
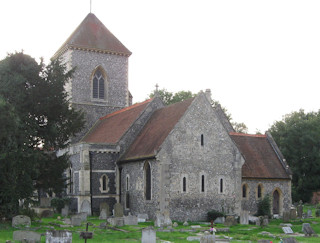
[207,210,225,222]
[256,195,271,217]
[18,207,39,220]
[51,197,70,213]
[316,209,320,217]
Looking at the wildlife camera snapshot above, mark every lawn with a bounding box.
[1,206,320,242]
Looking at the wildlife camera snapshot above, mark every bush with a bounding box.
[207,210,225,222]
[51,197,70,213]
[256,195,271,217]
[19,207,39,221]
[316,209,320,217]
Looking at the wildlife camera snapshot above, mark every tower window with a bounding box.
[183,177,187,192]
[102,175,107,191]
[242,184,247,198]
[258,184,262,198]
[201,134,204,146]
[144,162,151,200]
[92,69,105,99]
[220,178,223,193]
[201,175,205,192]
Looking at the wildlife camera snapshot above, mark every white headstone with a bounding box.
[142,227,156,243]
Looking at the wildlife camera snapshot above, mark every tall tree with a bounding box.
[269,109,320,202]
[0,52,84,217]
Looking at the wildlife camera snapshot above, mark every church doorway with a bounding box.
[273,190,280,214]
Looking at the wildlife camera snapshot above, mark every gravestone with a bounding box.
[137,213,148,222]
[214,217,225,224]
[71,216,82,226]
[40,197,51,207]
[282,226,293,234]
[255,218,261,226]
[109,217,125,227]
[99,208,107,220]
[61,205,69,217]
[154,212,164,227]
[262,216,269,226]
[77,212,87,222]
[114,203,123,217]
[283,211,290,222]
[12,215,31,227]
[13,230,41,242]
[307,209,312,218]
[183,221,189,226]
[240,210,249,225]
[297,201,303,218]
[173,222,178,227]
[46,230,72,243]
[40,210,54,218]
[302,223,315,236]
[290,207,297,220]
[163,210,172,226]
[141,226,156,243]
[200,231,215,243]
[80,199,91,216]
[124,214,138,225]
[283,237,298,243]
[224,215,237,226]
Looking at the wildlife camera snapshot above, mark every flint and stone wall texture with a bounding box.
[121,94,245,221]
[241,179,292,215]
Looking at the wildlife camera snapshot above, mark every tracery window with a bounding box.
[92,69,105,99]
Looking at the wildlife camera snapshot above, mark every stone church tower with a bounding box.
[53,13,132,139]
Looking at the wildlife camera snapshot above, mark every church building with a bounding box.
[55,13,292,221]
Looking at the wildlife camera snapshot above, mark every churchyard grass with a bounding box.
[1,206,320,242]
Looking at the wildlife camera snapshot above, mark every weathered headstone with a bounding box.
[99,203,110,219]
[77,212,87,222]
[282,226,293,234]
[137,213,148,222]
[61,205,69,217]
[173,222,178,227]
[224,215,237,226]
[46,230,72,243]
[154,212,164,227]
[12,215,31,227]
[200,231,215,243]
[183,221,189,226]
[297,201,303,218]
[282,237,298,243]
[80,199,91,216]
[283,211,290,222]
[255,218,261,226]
[99,208,107,220]
[109,217,125,227]
[214,217,225,224]
[71,216,82,226]
[13,230,41,243]
[262,216,269,226]
[40,197,51,207]
[240,210,249,225]
[114,203,123,217]
[307,209,312,218]
[302,223,315,236]
[141,226,156,243]
[124,214,138,225]
[40,210,54,218]
[163,210,172,226]
[290,207,297,220]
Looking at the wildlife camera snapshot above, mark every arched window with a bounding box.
[242,184,247,198]
[201,134,204,146]
[69,167,73,194]
[257,184,262,199]
[201,175,205,192]
[220,178,223,193]
[102,175,107,191]
[144,162,151,200]
[92,69,105,99]
[183,177,187,192]
[126,175,129,191]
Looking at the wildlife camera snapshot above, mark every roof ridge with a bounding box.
[229,132,266,138]
[100,99,153,120]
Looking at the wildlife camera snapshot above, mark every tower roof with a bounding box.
[53,13,131,59]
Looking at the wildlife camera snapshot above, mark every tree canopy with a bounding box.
[0,52,84,217]
[269,109,320,202]
[148,88,248,133]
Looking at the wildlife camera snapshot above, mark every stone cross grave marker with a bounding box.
[80,223,93,243]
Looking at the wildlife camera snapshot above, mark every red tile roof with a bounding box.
[53,13,131,59]
[230,132,290,179]
[82,99,152,144]
[121,98,195,161]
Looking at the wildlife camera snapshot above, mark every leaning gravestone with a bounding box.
[307,209,312,218]
[282,237,298,243]
[302,223,315,236]
[114,203,124,217]
[13,230,41,242]
[12,215,31,227]
[46,230,72,243]
[240,210,249,225]
[290,207,297,220]
[282,226,293,234]
[141,226,156,243]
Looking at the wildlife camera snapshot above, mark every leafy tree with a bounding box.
[0,52,84,217]
[149,88,195,105]
[269,109,320,202]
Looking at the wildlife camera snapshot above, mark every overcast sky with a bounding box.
[1,0,320,133]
